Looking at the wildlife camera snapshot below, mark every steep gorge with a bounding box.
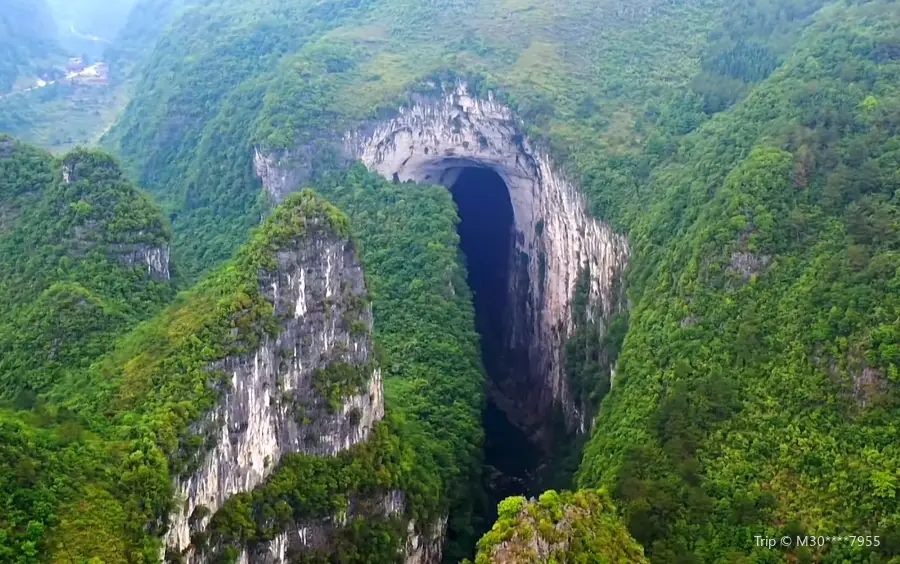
[259,83,629,441]
[447,166,541,515]
[255,83,632,538]
[348,85,630,446]
[8,0,900,561]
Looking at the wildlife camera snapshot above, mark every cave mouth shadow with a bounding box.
[447,166,541,525]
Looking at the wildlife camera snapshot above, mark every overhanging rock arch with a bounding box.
[256,82,629,440]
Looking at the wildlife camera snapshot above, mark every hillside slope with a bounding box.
[577,1,900,561]
[97,0,900,561]
[0,138,174,560]
[0,145,485,561]
[4,0,900,562]
[103,0,831,281]
[0,137,173,404]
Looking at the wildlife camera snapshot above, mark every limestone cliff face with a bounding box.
[250,82,629,563]
[340,83,630,437]
[254,83,629,437]
[232,491,446,564]
[164,230,384,561]
[113,243,171,280]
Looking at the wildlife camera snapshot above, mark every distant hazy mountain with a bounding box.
[45,0,140,57]
[0,0,59,92]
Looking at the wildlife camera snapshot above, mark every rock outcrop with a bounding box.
[341,82,629,438]
[344,84,628,439]
[473,490,647,563]
[232,491,446,564]
[250,82,630,563]
[115,243,171,280]
[164,225,384,561]
[255,83,629,439]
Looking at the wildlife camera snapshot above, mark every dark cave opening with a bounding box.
[448,167,541,528]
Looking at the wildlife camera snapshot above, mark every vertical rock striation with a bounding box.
[233,491,445,564]
[164,229,384,561]
[250,82,631,563]
[114,243,171,279]
[339,82,629,438]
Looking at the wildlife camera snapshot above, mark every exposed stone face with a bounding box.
[164,232,383,561]
[115,243,171,280]
[340,83,630,438]
[730,251,770,280]
[233,490,445,564]
[251,82,629,563]
[476,491,647,564]
[404,516,448,564]
[253,149,304,203]
[854,366,886,407]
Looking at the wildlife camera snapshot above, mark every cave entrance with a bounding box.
[447,167,541,526]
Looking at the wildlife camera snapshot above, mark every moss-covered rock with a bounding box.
[471,489,646,564]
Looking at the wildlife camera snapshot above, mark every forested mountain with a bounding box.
[0,137,174,559]
[578,1,900,560]
[0,142,485,561]
[2,0,900,562]
[0,137,173,402]
[0,0,188,152]
[101,0,833,282]
[0,0,59,94]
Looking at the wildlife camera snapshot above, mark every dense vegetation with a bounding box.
[0,137,172,404]
[467,489,646,563]
[5,0,900,561]
[94,0,900,560]
[0,186,383,562]
[311,167,486,560]
[179,167,486,562]
[578,1,900,562]
[0,151,485,562]
[0,138,174,561]
[100,0,770,282]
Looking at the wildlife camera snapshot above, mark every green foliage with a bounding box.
[578,1,900,561]
[311,166,486,560]
[469,489,647,563]
[312,362,374,411]
[0,161,485,561]
[9,0,900,562]
[564,267,626,410]
[101,0,830,281]
[0,139,173,402]
[0,82,130,153]
[0,187,358,561]
[203,421,411,562]
[0,139,175,562]
[102,0,379,282]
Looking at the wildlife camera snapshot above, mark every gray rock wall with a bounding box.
[164,231,383,561]
[234,491,446,564]
[249,81,631,564]
[339,82,629,437]
[114,243,171,280]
